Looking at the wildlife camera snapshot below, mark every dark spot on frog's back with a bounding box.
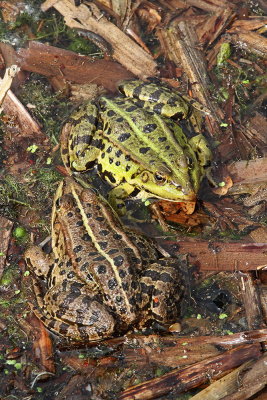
[70,281,84,293]
[133,84,145,98]
[85,113,98,124]
[81,262,89,271]
[143,123,157,133]
[81,233,92,241]
[153,103,164,115]
[91,138,104,149]
[99,229,109,236]
[99,241,108,250]
[126,105,137,112]
[74,134,92,145]
[108,278,118,290]
[119,269,127,278]
[116,117,123,123]
[97,264,107,274]
[139,147,150,154]
[73,245,83,253]
[115,149,122,157]
[118,132,131,142]
[107,110,116,117]
[58,322,69,335]
[113,255,124,267]
[149,89,162,101]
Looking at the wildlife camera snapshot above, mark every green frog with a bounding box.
[25,178,183,341]
[61,79,212,213]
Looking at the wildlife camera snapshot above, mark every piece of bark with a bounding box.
[0,216,13,280]
[30,314,55,374]
[196,7,235,47]
[118,343,261,400]
[96,328,267,350]
[237,272,263,330]
[231,114,267,159]
[157,19,223,136]
[230,30,267,58]
[259,285,267,325]
[17,41,134,93]
[227,158,267,186]
[229,17,267,32]
[185,0,232,13]
[41,0,157,78]
[123,341,222,369]
[1,84,45,139]
[168,241,267,271]
[190,361,253,400]
[221,353,267,400]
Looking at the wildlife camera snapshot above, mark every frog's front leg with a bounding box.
[108,182,136,215]
[61,102,101,173]
[189,134,212,167]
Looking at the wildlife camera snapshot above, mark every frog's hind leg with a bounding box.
[44,285,116,341]
[140,258,184,324]
[61,102,102,173]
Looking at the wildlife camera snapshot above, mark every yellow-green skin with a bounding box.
[61,80,212,211]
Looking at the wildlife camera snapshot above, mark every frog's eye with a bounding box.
[154,172,167,185]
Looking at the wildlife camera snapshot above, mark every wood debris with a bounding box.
[0,216,13,280]
[41,0,157,78]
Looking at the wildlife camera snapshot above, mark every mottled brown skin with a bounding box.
[25,178,183,341]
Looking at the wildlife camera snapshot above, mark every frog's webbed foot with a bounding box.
[140,258,183,324]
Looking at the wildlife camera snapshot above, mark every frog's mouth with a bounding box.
[136,186,197,202]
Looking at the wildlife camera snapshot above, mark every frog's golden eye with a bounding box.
[154,172,167,185]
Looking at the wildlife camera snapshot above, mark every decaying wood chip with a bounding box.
[0,64,20,106]
[237,272,263,330]
[189,361,253,400]
[107,328,267,349]
[0,216,13,280]
[196,6,235,47]
[229,17,267,32]
[168,240,267,271]
[157,19,223,137]
[185,0,233,13]
[41,0,157,78]
[259,285,267,325]
[221,353,267,400]
[1,83,44,139]
[227,158,267,187]
[17,41,134,93]
[30,314,55,374]
[118,343,261,400]
[230,30,267,58]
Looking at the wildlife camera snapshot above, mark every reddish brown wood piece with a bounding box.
[118,343,261,400]
[169,241,267,271]
[17,41,134,93]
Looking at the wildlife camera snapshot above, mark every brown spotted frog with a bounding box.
[25,178,183,341]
